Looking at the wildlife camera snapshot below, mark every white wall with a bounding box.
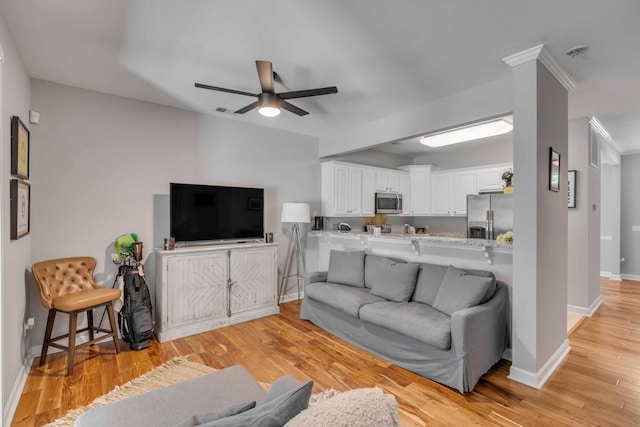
[0,14,32,422]
[28,80,320,354]
[599,163,619,279]
[621,154,640,277]
[412,134,513,170]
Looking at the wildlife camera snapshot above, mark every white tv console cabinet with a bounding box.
[154,242,279,342]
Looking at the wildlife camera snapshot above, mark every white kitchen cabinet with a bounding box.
[431,173,452,215]
[399,172,411,215]
[431,170,476,216]
[376,171,400,192]
[155,243,279,342]
[400,165,433,215]
[322,162,363,216]
[477,165,513,192]
[453,171,476,215]
[362,168,376,216]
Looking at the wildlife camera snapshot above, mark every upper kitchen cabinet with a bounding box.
[362,168,376,216]
[477,164,513,193]
[376,171,401,192]
[431,170,476,216]
[400,165,433,215]
[322,162,363,216]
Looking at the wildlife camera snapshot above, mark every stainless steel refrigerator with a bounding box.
[467,193,513,240]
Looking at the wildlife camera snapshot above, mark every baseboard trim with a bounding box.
[567,296,602,317]
[280,292,304,304]
[508,339,570,389]
[601,271,622,281]
[502,348,512,361]
[610,274,622,281]
[621,274,640,282]
[4,355,33,426]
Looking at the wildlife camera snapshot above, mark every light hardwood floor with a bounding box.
[11,278,640,426]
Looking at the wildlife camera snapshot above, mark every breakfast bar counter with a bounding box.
[308,230,513,285]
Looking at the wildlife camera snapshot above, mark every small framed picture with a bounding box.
[11,116,30,179]
[568,170,577,208]
[10,179,30,240]
[549,148,560,192]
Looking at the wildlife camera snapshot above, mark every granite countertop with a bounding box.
[309,230,512,249]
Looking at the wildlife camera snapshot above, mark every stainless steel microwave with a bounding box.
[375,192,403,214]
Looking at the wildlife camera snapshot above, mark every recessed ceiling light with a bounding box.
[565,45,589,58]
[419,119,513,148]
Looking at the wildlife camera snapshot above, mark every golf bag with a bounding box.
[118,266,153,350]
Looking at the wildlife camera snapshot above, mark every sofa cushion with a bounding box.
[172,401,257,427]
[364,254,406,289]
[432,266,496,316]
[305,282,387,318]
[326,250,366,287]
[411,263,448,305]
[369,258,420,302]
[462,268,497,303]
[359,301,452,349]
[207,379,313,427]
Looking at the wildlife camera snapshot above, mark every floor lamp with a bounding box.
[279,202,310,304]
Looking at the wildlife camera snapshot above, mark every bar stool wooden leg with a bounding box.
[87,309,95,343]
[40,309,56,367]
[67,312,78,376]
[106,303,121,353]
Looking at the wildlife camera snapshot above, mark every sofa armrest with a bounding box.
[306,271,327,284]
[450,282,509,366]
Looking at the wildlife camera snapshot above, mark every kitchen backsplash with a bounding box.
[324,216,467,235]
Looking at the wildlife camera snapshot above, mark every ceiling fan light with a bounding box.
[258,106,281,117]
[420,119,513,148]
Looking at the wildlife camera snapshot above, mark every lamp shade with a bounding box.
[281,203,310,223]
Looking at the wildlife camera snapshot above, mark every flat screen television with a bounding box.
[170,183,264,243]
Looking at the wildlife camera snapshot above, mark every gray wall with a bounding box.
[567,119,602,312]
[28,80,321,357]
[326,149,412,169]
[621,154,640,277]
[600,163,620,278]
[0,15,32,420]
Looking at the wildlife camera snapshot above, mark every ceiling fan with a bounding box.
[195,60,338,117]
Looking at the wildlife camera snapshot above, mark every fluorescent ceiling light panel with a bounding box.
[420,119,513,148]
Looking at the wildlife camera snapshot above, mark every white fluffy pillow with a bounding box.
[285,387,399,427]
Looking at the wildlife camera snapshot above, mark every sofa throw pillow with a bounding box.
[364,255,406,289]
[432,265,496,316]
[326,250,365,287]
[462,268,497,303]
[171,401,257,427]
[369,258,420,302]
[206,380,313,427]
[285,387,399,427]
[411,263,449,305]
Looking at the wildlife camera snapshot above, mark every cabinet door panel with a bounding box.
[334,166,349,215]
[229,249,276,314]
[362,169,376,215]
[167,253,228,326]
[453,172,477,215]
[431,174,452,215]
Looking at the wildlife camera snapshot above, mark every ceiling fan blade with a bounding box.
[195,83,258,98]
[281,101,309,116]
[234,101,260,114]
[279,86,338,100]
[256,61,274,93]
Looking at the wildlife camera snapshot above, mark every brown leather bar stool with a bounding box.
[32,257,122,375]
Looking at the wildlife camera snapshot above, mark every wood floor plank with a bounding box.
[10,278,640,426]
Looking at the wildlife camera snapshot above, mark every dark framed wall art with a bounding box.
[568,170,577,208]
[11,116,30,179]
[10,179,30,240]
[549,148,560,192]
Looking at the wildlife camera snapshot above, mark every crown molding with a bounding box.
[503,44,576,92]
[589,116,624,154]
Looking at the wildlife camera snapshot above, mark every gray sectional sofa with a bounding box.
[300,250,509,393]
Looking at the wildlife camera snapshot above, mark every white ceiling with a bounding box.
[1,0,639,154]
